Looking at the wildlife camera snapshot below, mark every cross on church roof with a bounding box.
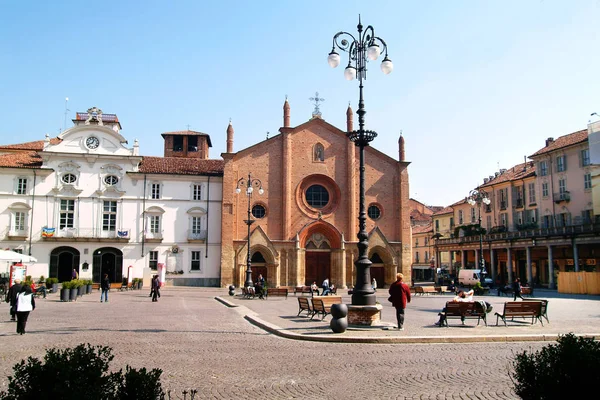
[309,91,325,118]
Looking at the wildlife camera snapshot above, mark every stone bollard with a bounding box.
[228,285,235,296]
[330,303,348,333]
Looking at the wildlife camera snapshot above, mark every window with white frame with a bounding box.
[539,161,548,176]
[149,251,158,270]
[151,183,161,199]
[585,173,592,190]
[486,215,492,229]
[60,199,75,229]
[470,208,476,223]
[13,212,26,231]
[528,183,536,204]
[458,210,463,225]
[192,184,202,201]
[191,250,202,271]
[556,155,566,172]
[558,178,567,194]
[150,215,161,233]
[542,182,549,198]
[103,201,117,231]
[17,178,28,195]
[581,149,590,167]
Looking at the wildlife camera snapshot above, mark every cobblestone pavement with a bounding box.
[1,287,598,399]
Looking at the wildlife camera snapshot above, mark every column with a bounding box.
[506,248,514,283]
[490,248,496,283]
[461,250,466,270]
[547,245,555,289]
[573,239,580,272]
[474,249,479,269]
[526,246,533,286]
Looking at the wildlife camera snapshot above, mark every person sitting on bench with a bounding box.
[310,281,320,296]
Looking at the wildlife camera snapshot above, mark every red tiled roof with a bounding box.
[432,206,453,216]
[0,151,43,168]
[138,157,224,175]
[412,224,433,234]
[0,138,61,151]
[480,162,536,188]
[410,209,432,223]
[529,129,588,157]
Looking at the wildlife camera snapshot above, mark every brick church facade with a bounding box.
[220,100,412,289]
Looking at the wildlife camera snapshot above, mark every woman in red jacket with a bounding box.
[388,273,411,330]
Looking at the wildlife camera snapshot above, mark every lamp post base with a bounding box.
[347,304,383,326]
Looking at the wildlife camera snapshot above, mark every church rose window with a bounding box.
[306,185,329,208]
[252,204,266,218]
[368,204,382,220]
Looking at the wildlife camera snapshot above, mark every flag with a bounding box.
[42,227,55,237]
[117,230,129,238]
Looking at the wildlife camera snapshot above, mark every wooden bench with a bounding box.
[495,301,544,326]
[310,296,343,320]
[521,286,533,296]
[294,286,312,296]
[414,286,437,295]
[297,297,314,318]
[266,288,288,299]
[439,301,488,327]
[435,286,450,294]
[523,298,549,324]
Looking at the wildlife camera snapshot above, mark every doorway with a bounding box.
[305,251,331,286]
[92,247,123,283]
[49,247,80,283]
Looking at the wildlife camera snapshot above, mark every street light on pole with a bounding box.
[328,16,393,306]
[236,173,264,289]
[467,189,491,283]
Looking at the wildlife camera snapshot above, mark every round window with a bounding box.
[305,185,329,209]
[252,204,266,219]
[104,175,119,186]
[368,204,382,220]
[62,173,77,184]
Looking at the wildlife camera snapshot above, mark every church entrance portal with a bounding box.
[305,252,331,286]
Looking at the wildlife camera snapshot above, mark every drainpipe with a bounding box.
[205,176,210,258]
[141,174,147,257]
[28,170,37,256]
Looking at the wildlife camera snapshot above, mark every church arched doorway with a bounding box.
[250,251,268,284]
[92,247,123,284]
[305,233,331,286]
[49,246,80,283]
[370,252,385,288]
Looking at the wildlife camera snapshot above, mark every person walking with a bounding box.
[151,275,160,302]
[16,284,35,335]
[5,279,23,321]
[513,277,524,301]
[388,273,411,330]
[100,273,110,303]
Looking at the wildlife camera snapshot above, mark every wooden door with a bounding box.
[305,252,331,286]
[371,266,385,288]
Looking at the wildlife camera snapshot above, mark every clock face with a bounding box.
[86,136,100,149]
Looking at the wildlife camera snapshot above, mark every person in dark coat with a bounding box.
[151,275,160,302]
[5,279,23,322]
[100,274,110,303]
[16,284,35,334]
[388,273,411,330]
[512,277,524,300]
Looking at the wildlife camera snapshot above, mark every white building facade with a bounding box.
[0,108,223,286]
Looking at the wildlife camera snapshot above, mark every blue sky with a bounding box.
[1,0,598,206]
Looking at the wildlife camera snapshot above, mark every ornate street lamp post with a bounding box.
[236,173,264,289]
[467,189,491,284]
[328,16,393,306]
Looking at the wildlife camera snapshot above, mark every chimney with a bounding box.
[545,137,554,146]
[346,104,354,132]
[398,132,405,161]
[283,98,290,128]
[226,120,234,153]
[483,178,489,184]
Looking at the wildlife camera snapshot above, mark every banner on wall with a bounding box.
[9,264,27,287]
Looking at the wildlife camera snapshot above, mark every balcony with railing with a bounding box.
[144,230,163,243]
[7,228,28,240]
[553,192,570,203]
[187,229,207,242]
[515,198,524,209]
[41,227,130,242]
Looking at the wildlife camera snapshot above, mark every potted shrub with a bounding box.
[60,281,71,302]
[75,279,85,297]
[137,278,143,290]
[46,278,59,293]
[69,280,79,301]
[86,279,93,294]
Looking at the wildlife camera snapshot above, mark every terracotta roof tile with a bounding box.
[0,151,43,168]
[410,209,432,223]
[432,206,453,216]
[529,129,588,157]
[480,161,536,188]
[412,224,433,234]
[0,138,61,151]
[138,156,224,175]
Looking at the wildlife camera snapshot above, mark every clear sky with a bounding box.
[1,0,598,207]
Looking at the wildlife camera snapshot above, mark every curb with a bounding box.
[214,296,239,307]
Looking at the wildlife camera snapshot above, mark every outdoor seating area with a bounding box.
[294,286,312,296]
[494,300,545,326]
[266,288,288,299]
[296,296,343,320]
[438,301,488,327]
